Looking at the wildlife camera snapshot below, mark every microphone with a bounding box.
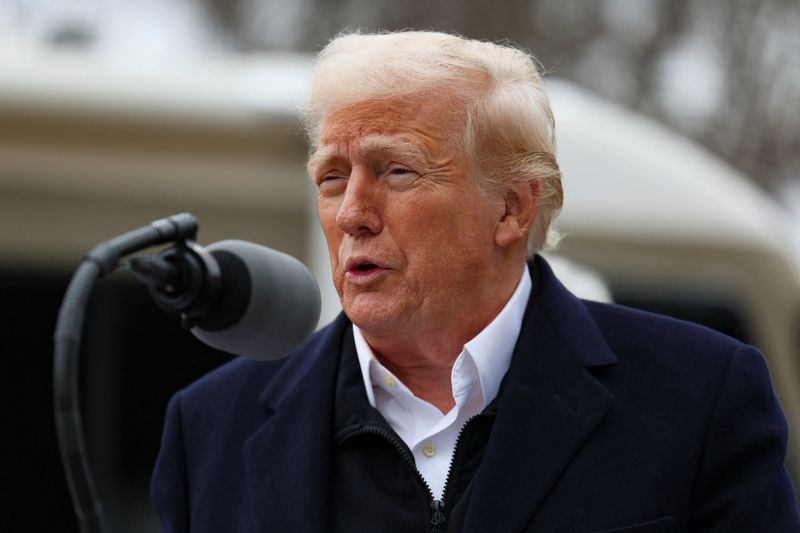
[54,215,318,533]
[128,239,321,360]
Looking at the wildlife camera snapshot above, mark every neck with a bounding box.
[378,350,457,413]
[362,260,526,413]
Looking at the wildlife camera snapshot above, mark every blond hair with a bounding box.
[303,30,563,251]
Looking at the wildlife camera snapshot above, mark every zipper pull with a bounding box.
[430,499,445,532]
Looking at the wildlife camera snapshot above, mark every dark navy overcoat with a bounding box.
[151,257,800,532]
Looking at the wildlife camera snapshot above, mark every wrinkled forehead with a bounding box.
[307,94,467,174]
[318,93,466,147]
[308,135,429,172]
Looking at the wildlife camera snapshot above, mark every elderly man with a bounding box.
[151,31,799,532]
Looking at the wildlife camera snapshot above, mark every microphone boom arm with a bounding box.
[53,213,200,533]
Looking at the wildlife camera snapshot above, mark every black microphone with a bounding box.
[129,239,321,360]
[55,214,319,533]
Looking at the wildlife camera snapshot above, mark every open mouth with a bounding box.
[353,263,377,272]
[345,258,386,280]
[344,257,387,281]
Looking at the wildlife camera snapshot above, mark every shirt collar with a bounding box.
[464,265,531,405]
[354,265,532,408]
[353,325,378,407]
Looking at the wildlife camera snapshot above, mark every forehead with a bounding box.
[308,135,428,169]
[318,94,465,150]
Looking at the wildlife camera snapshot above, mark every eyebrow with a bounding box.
[359,136,428,164]
[306,145,340,179]
[307,135,429,178]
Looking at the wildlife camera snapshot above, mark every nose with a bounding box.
[336,169,383,236]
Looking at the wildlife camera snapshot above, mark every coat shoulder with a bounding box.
[177,316,348,420]
[575,300,777,417]
[582,299,748,368]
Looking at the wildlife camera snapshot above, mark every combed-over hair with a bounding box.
[303,30,563,252]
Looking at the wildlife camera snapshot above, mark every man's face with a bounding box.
[309,96,506,339]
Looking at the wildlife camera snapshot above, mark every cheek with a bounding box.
[317,196,341,234]
[317,195,337,223]
[406,204,495,270]
[317,202,343,263]
[398,210,462,271]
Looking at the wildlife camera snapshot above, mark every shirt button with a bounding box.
[423,443,436,457]
[383,374,397,388]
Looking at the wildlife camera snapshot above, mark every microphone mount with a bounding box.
[54,213,205,533]
[126,240,222,329]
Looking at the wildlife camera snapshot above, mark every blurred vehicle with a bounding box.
[548,81,800,483]
[2,51,798,531]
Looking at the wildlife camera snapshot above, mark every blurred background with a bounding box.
[3,0,799,531]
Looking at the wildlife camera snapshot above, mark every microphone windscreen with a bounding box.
[190,240,321,360]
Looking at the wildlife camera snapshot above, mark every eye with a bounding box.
[318,173,345,183]
[389,167,414,175]
[315,167,347,185]
[382,165,418,187]
[316,173,347,195]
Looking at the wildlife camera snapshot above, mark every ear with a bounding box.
[494,180,539,248]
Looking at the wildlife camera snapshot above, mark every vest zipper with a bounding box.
[429,499,445,532]
[436,412,493,532]
[344,426,442,527]
[344,411,493,533]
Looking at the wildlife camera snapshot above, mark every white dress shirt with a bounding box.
[353,266,532,500]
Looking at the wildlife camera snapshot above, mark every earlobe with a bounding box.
[494,181,538,247]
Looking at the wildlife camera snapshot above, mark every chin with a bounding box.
[344,305,400,335]
[345,309,387,332]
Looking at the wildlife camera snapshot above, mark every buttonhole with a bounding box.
[554,393,580,414]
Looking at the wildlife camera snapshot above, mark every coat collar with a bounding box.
[242,313,350,533]
[462,256,616,531]
[244,256,617,532]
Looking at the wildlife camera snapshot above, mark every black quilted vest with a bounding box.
[328,329,498,532]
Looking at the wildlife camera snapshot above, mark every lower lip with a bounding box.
[345,267,389,284]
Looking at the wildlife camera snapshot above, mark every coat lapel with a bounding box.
[239,257,616,532]
[463,257,617,532]
[241,315,349,533]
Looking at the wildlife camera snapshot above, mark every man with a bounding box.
[151,31,800,532]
